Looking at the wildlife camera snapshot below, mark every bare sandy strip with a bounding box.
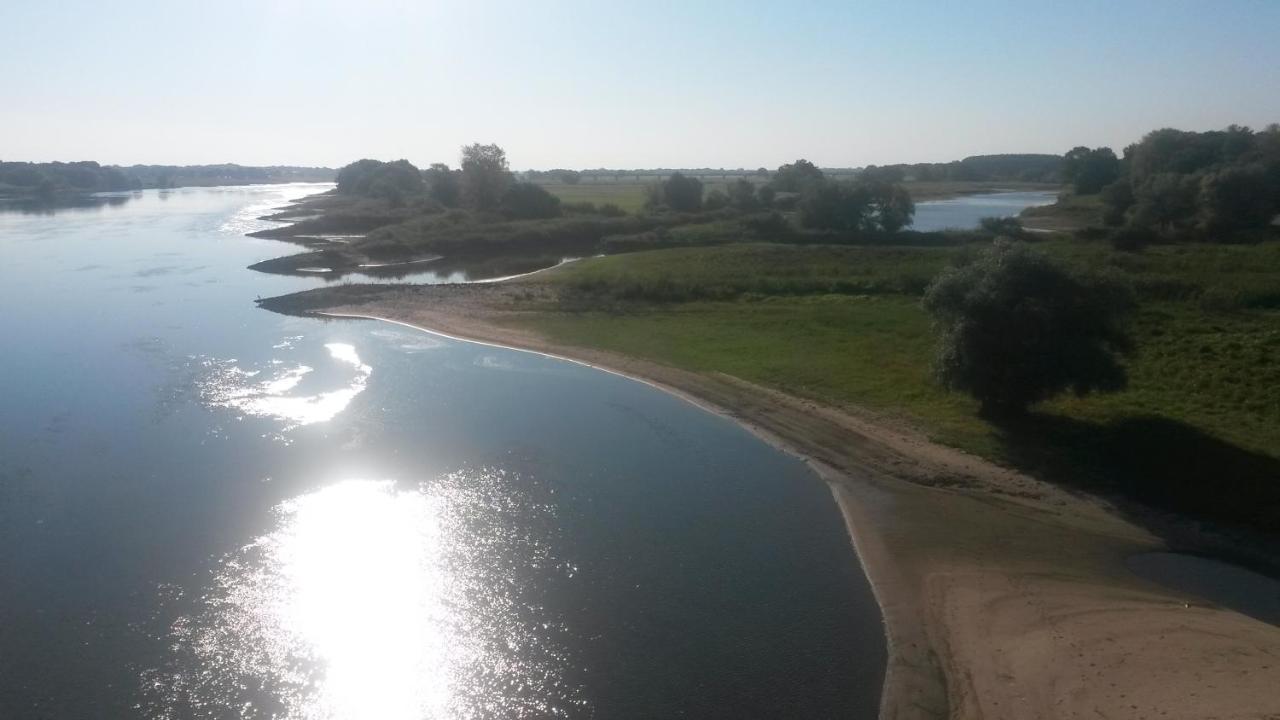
[279,283,1280,720]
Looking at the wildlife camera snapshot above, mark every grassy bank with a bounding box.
[1019,192,1104,231]
[513,240,1280,533]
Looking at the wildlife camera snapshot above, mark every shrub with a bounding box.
[922,240,1135,414]
[1108,226,1159,252]
[704,189,729,210]
[650,173,704,212]
[977,215,1028,239]
[743,211,790,237]
[772,159,825,192]
[562,201,598,215]
[757,184,777,207]
[460,143,512,210]
[1197,164,1278,234]
[799,181,871,231]
[501,182,562,220]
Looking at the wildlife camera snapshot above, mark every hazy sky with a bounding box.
[3,0,1278,169]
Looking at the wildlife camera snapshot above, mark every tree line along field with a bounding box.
[537,179,1063,214]
[511,239,1280,534]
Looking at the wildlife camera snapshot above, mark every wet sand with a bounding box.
[258,282,1280,719]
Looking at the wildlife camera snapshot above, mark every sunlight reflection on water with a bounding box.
[199,343,371,434]
[217,184,333,237]
[144,474,582,719]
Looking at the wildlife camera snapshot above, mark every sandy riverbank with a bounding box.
[258,282,1280,719]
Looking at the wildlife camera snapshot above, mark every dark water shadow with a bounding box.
[1128,552,1280,626]
[989,413,1280,571]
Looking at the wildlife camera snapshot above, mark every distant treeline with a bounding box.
[864,154,1063,183]
[520,154,1064,185]
[0,161,334,195]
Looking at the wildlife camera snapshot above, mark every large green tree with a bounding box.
[460,143,512,210]
[798,180,870,231]
[798,178,914,232]
[772,159,825,192]
[652,172,703,212]
[1197,164,1278,233]
[1062,146,1120,195]
[922,241,1134,415]
[423,163,460,207]
[1130,172,1199,233]
[335,159,383,194]
[868,181,915,232]
[727,179,760,211]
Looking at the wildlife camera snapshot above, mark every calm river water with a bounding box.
[911,190,1057,231]
[0,185,884,718]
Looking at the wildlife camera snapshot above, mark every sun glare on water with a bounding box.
[200,343,372,434]
[269,480,450,719]
[144,475,581,719]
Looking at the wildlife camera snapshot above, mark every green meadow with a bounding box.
[516,240,1280,531]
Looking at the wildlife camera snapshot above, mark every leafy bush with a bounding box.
[1100,124,1280,239]
[743,211,790,237]
[460,143,512,210]
[977,216,1028,239]
[799,179,915,233]
[704,188,729,210]
[648,173,703,212]
[501,182,562,220]
[1062,146,1120,194]
[799,181,871,231]
[923,240,1135,414]
[727,179,760,210]
[1108,226,1159,252]
[423,163,460,207]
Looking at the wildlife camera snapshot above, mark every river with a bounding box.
[0,185,884,718]
[911,189,1057,231]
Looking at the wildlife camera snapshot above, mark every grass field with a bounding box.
[554,243,952,300]
[517,240,1280,531]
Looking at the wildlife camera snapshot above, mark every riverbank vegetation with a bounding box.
[513,235,1280,536]
[255,125,1280,536]
[1021,124,1280,241]
[250,145,933,277]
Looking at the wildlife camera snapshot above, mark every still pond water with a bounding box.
[0,185,884,719]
